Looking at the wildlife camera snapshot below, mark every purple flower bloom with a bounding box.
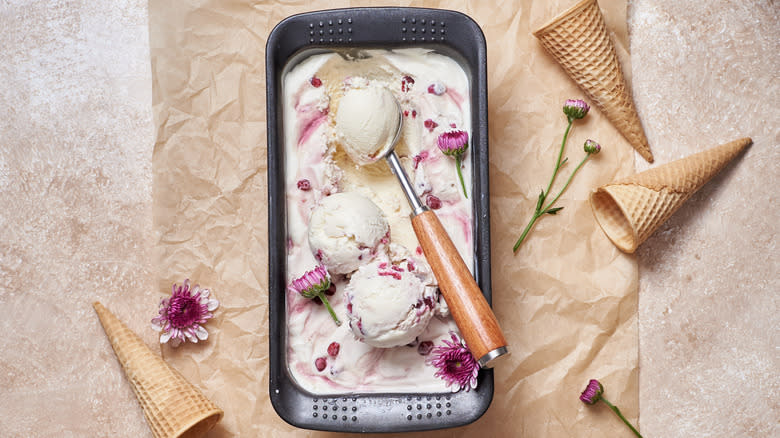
[151,279,219,347]
[580,379,604,404]
[584,139,601,154]
[289,265,330,299]
[563,99,590,120]
[437,130,469,157]
[437,130,470,198]
[580,379,643,436]
[427,332,479,392]
[289,265,341,325]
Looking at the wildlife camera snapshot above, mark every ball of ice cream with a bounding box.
[335,86,401,165]
[308,192,389,274]
[345,258,438,348]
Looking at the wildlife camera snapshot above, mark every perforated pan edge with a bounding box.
[266,7,493,432]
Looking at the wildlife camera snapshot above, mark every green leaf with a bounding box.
[546,206,564,215]
[536,190,545,211]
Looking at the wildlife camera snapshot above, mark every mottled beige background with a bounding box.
[1,1,777,437]
[630,1,779,436]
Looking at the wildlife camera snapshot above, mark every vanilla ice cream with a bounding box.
[308,192,389,275]
[335,86,401,165]
[345,254,438,348]
[283,48,473,393]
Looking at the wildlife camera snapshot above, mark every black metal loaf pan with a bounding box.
[266,7,493,432]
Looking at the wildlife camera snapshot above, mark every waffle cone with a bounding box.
[533,0,654,162]
[589,137,751,253]
[93,302,223,438]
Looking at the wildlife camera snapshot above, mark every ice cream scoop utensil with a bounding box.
[383,108,508,368]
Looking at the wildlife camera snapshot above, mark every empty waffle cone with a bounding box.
[93,302,223,438]
[533,0,654,162]
[589,137,752,253]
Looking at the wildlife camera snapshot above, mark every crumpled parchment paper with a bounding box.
[150,0,638,436]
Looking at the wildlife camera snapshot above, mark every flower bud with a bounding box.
[584,139,601,154]
[437,130,469,157]
[580,379,604,404]
[563,99,590,120]
[290,265,331,299]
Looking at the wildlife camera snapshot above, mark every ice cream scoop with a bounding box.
[308,192,389,275]
[345,259,438,348]
[336,87,509,368]
[335,86,402,165]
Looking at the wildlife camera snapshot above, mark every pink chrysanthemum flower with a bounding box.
[151,279,219,347]
[436,130,470,199]
[580,379,643,437]
[437,129,469,157]
[427,332,479,392]
[289,265,341,326]
[580,379,603,404]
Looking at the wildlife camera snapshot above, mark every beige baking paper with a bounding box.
[150,0,638,436]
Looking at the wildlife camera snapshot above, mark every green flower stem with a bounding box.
[319,293,341,326]
[544,118,573,201]
[456,154,468,199]
[512,210,541,253]
[541,153,591,213]
[512,152,591,253]
[601,397,642,438]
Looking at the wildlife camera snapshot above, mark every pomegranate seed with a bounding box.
[297,179,311,190]
[328,342,340,357]
[426,195,442,210]
[417,341,434,355]
[315,357,327,371]
[450,123,457,128]
[403,110,409,117]
[401,75,415,92]
[310,76,322,87]
[324,283,336,296]
[423,119,438,132]
[427,82,446,95]
[416,246,423,255]
[411,110,417,118]
[406,260,415,271]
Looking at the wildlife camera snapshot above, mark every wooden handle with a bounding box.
[411,210,507,365]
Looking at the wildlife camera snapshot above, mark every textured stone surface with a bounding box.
[629,0,779,436]
[0,1,155,436]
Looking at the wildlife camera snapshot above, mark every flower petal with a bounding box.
[169,336,182,347]
[207,299,219,311]
[151,320,163,332]
[160,330,173,344]
[184,328,198,343]
[195,325,209,340]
